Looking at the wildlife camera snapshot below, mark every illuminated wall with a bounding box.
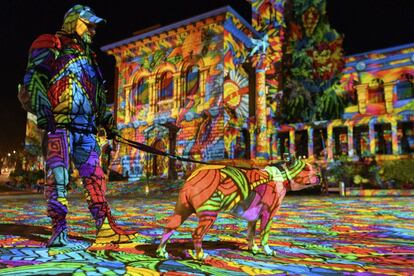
[248,0,287,92]
[338,44,414,157]
[223,12,252,159]
[274,43,414,162]
[103,7,256,179]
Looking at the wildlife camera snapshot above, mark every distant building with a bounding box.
[276,43,414,162]
[337,44,414,159]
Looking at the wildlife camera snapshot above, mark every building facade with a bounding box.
[102,4,413,180]
[274,43,414,163]
[102,7,263,180]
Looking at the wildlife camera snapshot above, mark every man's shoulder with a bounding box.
[30,34,61,50]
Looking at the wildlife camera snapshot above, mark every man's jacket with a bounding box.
[23,32,113,133]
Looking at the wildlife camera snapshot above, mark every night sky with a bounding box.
[1,0,413,156]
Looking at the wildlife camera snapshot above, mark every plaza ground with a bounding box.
[0,194,413,275]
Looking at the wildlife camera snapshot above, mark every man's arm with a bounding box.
[23,34,59,132]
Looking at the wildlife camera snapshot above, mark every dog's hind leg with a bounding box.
[156,208,192,259]
[192,211,218,260]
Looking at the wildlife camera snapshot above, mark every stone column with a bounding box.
[289,129,295,157]
[368,120,376,155]
[347,123,354,157]
[391,119,399,155]
[249,126,256,159]
[307,127,314,160]
[327,123,333,160]
[255,62,269,159]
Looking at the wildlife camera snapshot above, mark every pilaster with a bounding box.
[147,76,156,124]
[172,72,181,118]
[356,84,368,114]
[124,85,132,124]
[384,82,395,113]
[197,68,208,113]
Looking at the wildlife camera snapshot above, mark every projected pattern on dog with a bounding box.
[156,159,320,260]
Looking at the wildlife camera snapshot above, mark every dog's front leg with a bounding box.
[247,220,260,254]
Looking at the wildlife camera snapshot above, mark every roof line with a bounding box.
[101,6,256,52]
[346,42,414,58]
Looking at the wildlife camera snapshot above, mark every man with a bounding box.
[20,5,136,247]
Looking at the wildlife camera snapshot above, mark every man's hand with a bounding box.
[46,117,57,134]
[106,127,119,140]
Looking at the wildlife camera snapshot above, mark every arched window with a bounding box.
[396,73,414,101]
[367,78,385,104]
[182,65,199,107]
[159,71,173,101]
[186,66,199,96]
[132,77,149,106]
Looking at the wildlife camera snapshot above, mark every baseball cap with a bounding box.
[64,5,106,25]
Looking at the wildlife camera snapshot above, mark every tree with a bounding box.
[280,0,345,122]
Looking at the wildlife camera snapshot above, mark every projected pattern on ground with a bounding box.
[0,196,413,275]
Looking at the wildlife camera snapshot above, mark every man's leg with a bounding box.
[73,132,136,244]
[44,129,70,247]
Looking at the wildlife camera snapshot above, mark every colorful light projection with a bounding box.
[156,159,320,260]
[101,1,413,179]
[338,44,414,157]
[223,13,251,160]
[1,196,413,274]
[105,8,259,178]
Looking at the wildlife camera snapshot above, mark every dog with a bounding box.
[156,159,321,260]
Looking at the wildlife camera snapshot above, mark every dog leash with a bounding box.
[114,134,211,165]
[114,134,268,170]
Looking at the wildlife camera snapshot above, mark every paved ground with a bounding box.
[0,195,413,275]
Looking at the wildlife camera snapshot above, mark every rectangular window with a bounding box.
[367,87,385,104]
[398,121,414,154]
[295,130,308,158]
[313,128,327,160]
[333,127,348,156]
[374,123,392,155]
[277,132,289,159]
[397,81,414,101]
[354,125,369,157]
[159,72,173,101]
[242,62,256,117]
